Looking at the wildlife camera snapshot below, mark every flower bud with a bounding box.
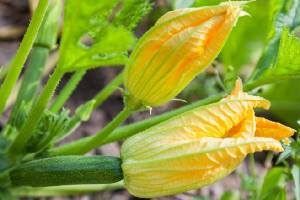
[121,79,295,198]
[124,2,247,109]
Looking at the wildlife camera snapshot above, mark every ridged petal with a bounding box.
[131,15,225,105]
[122,94,270,161]
[124,2,245,107]
[155,2,248,25]
[255,117,296,140]
[122,137,283,198]
[225,108,256,138]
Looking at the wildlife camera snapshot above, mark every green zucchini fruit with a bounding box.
[9,156,123,187]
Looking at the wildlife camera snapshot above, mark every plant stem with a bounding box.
[11,181,124,197]
[49,92,225,156]
[9,68,64,156]
[0,0,49,116]
[50,70,86,112]
[50,71,124,143]
[105,92,226,144]
[50,106,132,155]
[250,154,256,179]
[9,47,49,127]
[0,61,11,81]
[50,70,123,113]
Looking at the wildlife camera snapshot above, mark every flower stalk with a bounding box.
[48,92,226,157]
[50,106,132,155]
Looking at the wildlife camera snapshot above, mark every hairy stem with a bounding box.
[50,71,124,144]
[50,70,86,112]
[0,0,49,116]
[49,92,225,156]
[9,67,64,156]
[9,47,49,127]
[51,106,132,155]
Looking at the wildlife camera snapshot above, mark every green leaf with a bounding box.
[276,143,293,164]
[292,165,300,200]
[247,28,300,89]
[265,189,287,200]
[58,0,136,72]
[259,167,289,200]
[246,0,300,90]
[114,0,152,30]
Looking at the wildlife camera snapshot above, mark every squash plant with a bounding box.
[0,0,299,199]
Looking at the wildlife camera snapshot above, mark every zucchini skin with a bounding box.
[10,156,123,187]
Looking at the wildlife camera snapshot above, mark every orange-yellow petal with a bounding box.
[122,95,270,161]
[255,117,296,140]
[124,2,246,108]
[225,108,256,138]
[122,137,282,198]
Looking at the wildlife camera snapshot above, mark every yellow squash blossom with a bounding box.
[124,2,247,109]
[121,79,295,198]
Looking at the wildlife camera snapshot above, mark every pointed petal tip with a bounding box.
[231,78,243,95]
[225,78,271,110]
[255,117,296,140]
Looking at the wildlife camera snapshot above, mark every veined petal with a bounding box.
[223,78,270,109]
[225,108,256,138]
[130,15,225,105]
[255,117,296,140]
[124,2,246,108]
[122,137,282,198]
[155,1,248,25]
[122,96,269,161]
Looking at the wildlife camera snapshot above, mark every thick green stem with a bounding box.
[0,0,49,116]
[51,106,132,155]
[50,70,86,112]
[49,92,225,156]
[9,68,64,156]
[9,47,49,127]
[11,181,124,197]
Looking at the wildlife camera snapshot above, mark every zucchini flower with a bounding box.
[121,79,295,198]
[124,2,247,109]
